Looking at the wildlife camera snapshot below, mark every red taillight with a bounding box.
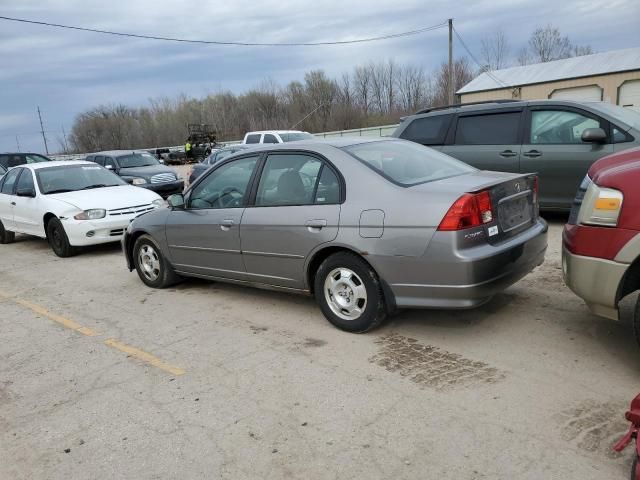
[438,191,494,231]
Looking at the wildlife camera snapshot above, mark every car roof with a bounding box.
[0,152,50,156]
[231,137,396,152]
[23,160,94,170]
[411,99,621,116]
[244,130,309,135]
[88,150,154,157]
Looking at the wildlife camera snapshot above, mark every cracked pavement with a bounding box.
[0,217,639,479]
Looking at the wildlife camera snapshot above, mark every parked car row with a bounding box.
[2,103,640,341]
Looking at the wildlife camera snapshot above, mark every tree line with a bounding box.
[66,24,592,153]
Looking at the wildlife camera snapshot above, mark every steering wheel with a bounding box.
[217,187,243,208]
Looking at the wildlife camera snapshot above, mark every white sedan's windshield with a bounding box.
[343,140,476,186]
[36,165,126,194]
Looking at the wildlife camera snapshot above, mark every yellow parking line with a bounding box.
[13,297,101,337]
[104,338,186,376]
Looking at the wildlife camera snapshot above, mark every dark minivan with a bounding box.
[86,150,184,198]
[393,100,640,210]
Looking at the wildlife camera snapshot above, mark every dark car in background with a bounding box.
[0,164,6,177]
[86,150,184,198]
[0,152,52,170]
[187,144,252,185]
[393,100,640,211]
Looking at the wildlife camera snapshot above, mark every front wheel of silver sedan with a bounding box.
[133,234,180,289]
[314,252,387,333]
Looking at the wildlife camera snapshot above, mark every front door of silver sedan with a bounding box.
[240,153,342,289]
[165,156,259,281]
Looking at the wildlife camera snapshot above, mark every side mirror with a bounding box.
[16,187,36,198]
[581,128,607,143]
[167,193,185,209]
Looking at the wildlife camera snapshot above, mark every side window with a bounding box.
[530,110,601,144]
[189,156,258,209]
[263,134,279,144]
[314,166,340,204]
[245,134,261,144]
[93,156,105,166]
[455,112,521,145]
[0,168,21,194]
[16,169,34,193]
[612,126,632,143]
[7,155,25,168]
[256,154,323,206]
[104,157,116,169]
[400,114,452,145]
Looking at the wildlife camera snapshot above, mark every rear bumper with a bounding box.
[386,219,548,309]
[562,247,628,320]
[141,180,184,198]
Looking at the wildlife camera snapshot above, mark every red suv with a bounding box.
[563,147,640,344]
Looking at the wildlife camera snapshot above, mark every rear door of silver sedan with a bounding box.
[240,152,342,289]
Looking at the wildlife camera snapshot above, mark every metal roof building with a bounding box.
[457,47,640,110]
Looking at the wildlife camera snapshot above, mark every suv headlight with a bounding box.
[152,199,165,208]
[577,182,623,227]
[74,209,106,220]
[131,178,147,185]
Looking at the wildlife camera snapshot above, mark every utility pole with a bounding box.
[62,124,70,154]
[448,18,454,105]
[37,106,49,155]
[15,135,20,152]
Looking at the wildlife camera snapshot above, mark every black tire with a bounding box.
[133,234,180,288]
[46,217,77,257]
[634,296,640,349]
[314,251,387,333]
[0,219,15,244]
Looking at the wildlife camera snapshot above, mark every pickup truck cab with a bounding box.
[242,130,314,144]
[562,147,640,344]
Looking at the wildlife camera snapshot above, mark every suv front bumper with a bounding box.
[562,246,628,320]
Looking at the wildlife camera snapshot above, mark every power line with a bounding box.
[0,15,448,46]
[452,26,509,88]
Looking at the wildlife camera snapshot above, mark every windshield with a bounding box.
[589,103,640,130]
[343,140,476,186]
[280,132,314,142]
[117,153,159,168]
[36,164,126,194]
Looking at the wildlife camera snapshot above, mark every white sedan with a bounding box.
[0,161,165,257]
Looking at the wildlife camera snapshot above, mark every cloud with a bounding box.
[0,0,639,151]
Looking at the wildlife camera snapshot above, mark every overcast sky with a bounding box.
[1,0,639,152]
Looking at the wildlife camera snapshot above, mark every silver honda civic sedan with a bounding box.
[123,138,547,332]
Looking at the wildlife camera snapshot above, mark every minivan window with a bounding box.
[530,110,600,144]
[455,112,521,145]
[343,140,475,187]
[400,114,452,145]
[245,134,261,144]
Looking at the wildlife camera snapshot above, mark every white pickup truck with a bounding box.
[242,130,315,144]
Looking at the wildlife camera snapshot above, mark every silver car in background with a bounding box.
[123,138,548,332]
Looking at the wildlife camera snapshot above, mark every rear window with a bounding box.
[343,140,476,187]
[400,114,452,145]
[455,112,521,145]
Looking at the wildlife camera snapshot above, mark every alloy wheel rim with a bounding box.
[324,267,367,321]
[139,244,161,281]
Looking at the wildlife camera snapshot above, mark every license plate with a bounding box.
[499,196,532,233]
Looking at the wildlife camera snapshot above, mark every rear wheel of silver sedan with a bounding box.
[133,235,180,288]
[315,252,387,333]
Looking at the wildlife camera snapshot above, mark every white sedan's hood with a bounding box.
[48,185,161,210]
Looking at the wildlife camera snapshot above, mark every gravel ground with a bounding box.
[0,214,638,479]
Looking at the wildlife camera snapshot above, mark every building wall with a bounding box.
[459,70,640,104]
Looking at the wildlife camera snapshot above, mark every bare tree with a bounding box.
[480,30,509,70]
[433,57,474,107]
[572,45,594,57]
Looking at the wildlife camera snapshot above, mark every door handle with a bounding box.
[523,150,542,158]
[499,150,517,158]
[220,219,235,231]
[305,219,327,230]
